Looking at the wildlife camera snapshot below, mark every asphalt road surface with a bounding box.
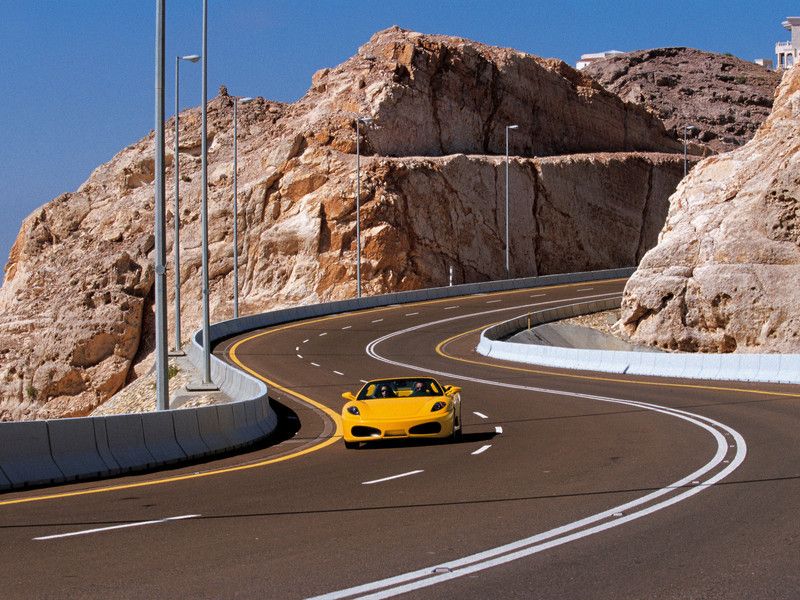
[1,277,798,599]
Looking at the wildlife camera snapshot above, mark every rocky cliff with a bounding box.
[0,27,687,420]
[584,48,781,153]
[617,66,800,353]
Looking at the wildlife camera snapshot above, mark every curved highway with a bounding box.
[1,277,798,599]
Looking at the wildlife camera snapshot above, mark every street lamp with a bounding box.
[505,124,519,279]
[232,96,254,319]
[683,124,696,176]
[171,54,200,356]
[154,0,169,410]
[355,116,372,299]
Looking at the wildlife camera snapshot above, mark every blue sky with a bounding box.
[0,1,795,269]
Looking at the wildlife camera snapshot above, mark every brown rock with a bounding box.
[617,67,800,353]
[584,47,781,153]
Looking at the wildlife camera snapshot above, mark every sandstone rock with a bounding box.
[0,27,689,420]
[617,67,800,353]
[584,47,781,153]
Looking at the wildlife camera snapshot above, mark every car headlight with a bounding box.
[431,401,447,412]
[347,405,360,416]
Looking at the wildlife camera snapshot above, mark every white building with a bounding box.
[575,50,624,70]
[775,17,800,69]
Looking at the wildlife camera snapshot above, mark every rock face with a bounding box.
[617,67,800,353]
[0,27,687,420]
[584,48,781,153]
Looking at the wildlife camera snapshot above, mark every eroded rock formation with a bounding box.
[617,67,800,353]
[0,27,687,420]
[585,48,781,153]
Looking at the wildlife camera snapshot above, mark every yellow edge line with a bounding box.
[0,277,627,507]
[435,325,800,399]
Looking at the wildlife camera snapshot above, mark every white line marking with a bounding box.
[360,379,369,384]
[530,293,546,298]
[405,312,419,316]
[495,426,503,434]
[341,326,352,330]
[372,318,384,323]
[333,371,344,376]
[444,306,459,310]
[295,346,299,352]
[486,299,501,304]
[577,287,593,291]
[34,515,200,541]
[312,301,748,600]
[302,339,310,344]
[473,411,488,419]
[362,470,424,485]
[471,445,492,455]
[297,354,303,359]
[319,332,327,337]
[311,362,320,367]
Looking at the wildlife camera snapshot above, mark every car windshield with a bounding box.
[357,378,442,400]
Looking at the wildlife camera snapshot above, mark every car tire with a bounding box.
[344,440,359,449]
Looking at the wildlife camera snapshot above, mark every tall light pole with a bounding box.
[683,124,696,177]
[355,116,372,299]
[153,0,169,410]
[171,54,200,356]
[232,96,253,319]
[505,124,518,279]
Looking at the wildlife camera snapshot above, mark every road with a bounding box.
[1,277,798,599]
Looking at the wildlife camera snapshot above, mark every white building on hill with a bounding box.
[775,17,800,69]
[575,50,624,70]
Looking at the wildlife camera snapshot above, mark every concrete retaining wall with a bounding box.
[477,297,800,385]
[0,268,633,492]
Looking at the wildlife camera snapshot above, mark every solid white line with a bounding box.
[372,318,384,323]
[473,411,488,419]
[444,306,459,310]
[486,299,501,304]
[405,312,419,316]
[34,515,200,541]
[341,326,352,330]
[471,445,491,455]
[362,470,424,485]
[302,339,310,344]
[319,332,328,337]
[495,426,503,434]
[311,362,320,367]
[333,371,344,376]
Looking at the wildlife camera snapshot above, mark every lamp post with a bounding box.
[355,116,372,299]
[232,96,253,319]
[171,54,200,356]
[683,124,696,177]
[154,0,169,410]
[505,124,518,279]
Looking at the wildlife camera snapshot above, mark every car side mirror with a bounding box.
[341,392,356,402]
[446,385,461,395]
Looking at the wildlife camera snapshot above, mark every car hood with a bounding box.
[353,396,448,419]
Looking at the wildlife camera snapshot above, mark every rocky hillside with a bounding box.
[585,48,781,153]
[0,27,687,420]
[617,66,800,353]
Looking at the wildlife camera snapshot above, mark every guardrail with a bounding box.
[477,297,800,385]
[0,267,634,491]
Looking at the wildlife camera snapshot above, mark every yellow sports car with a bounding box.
[341,377,462,448]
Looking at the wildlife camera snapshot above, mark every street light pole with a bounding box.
[199,0,213,386]
[505,124,518,279]
[355,116,372,299]
[683,124,696,177]
[232,96,253,320]
[153,0,169,410]
[171,54,200,355]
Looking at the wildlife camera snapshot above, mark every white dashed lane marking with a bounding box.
[372,319,384,323]
[297,354,303,359]
[473,412,488,419]
[444,306,459,310]
[405,312,419,317]
[471,445,492,456]
[495,426,503,434]
[302,339,309,344]
[333,371,344,376]
[486,299,501,304]
[341,326,352,330]
[319,332,327,337]
[311,362,320,367]
[530,293,546,298]
[577,287,593,292]
[362,470,424,485]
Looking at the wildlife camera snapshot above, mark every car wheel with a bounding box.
[344,440,359,449]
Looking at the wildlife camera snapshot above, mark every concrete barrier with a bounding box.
[478,297,800,385]
[172,409,211,458]
[48,417,108,481]
[0,421,63,488]
[141,411,187,465]
[92,418,121,475]
[105,414,155,472]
